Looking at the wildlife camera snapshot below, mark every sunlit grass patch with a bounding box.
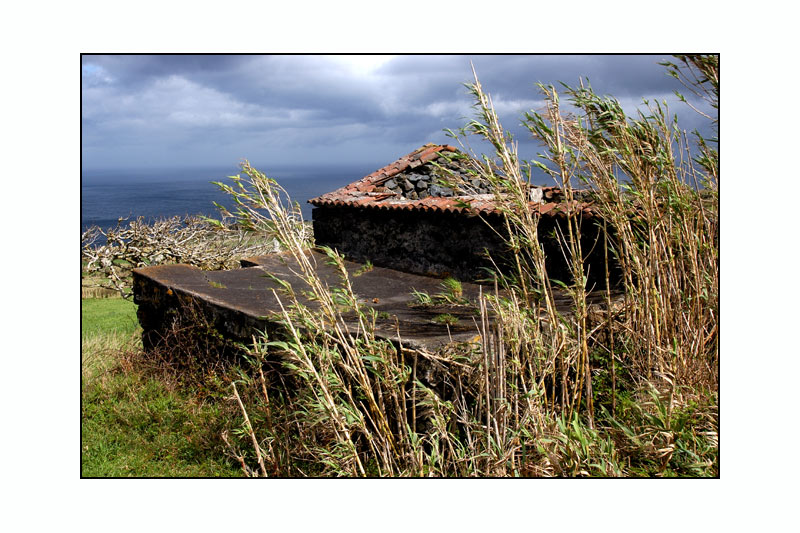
[82,297,139,338]
[81,296,242,477]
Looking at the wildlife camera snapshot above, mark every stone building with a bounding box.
[309,143,613,287]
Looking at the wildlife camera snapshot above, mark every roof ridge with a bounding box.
[308,144,595,219]
[309,143,458,199]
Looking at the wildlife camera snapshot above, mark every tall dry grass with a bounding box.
[218,56,718,477]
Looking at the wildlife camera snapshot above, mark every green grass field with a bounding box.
[81,298,140,338]
[81,297,243,477]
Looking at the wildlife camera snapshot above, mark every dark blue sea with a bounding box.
[81,165,374,236]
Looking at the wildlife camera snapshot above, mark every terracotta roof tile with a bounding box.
[537,202,556,215]
[416,145,439,160]
[308,143,595,218]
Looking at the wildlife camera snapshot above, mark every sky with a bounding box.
[81,54,716,175]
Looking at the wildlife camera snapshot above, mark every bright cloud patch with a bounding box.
[82,63,113,86]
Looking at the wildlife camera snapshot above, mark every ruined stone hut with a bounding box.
[310,143,613,287]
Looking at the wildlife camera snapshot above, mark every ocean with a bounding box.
[81,165,375,235]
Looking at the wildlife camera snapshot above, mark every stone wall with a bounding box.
[312,206,618,287]
[133,269,272,357]
[313,206,503,281]
[377,153,492,199]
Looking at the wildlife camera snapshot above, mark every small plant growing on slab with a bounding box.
[409,278,470,308]
[432,313,459,326]
[410,289,434,307]
[437,277,466,304]
[353,260,374,277]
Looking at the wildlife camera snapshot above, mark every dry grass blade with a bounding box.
[208,56,717,477]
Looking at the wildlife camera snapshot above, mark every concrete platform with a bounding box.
[132,249,610,354]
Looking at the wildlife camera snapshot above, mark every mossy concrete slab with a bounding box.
[133,249,612,354]
[134,250,491,352]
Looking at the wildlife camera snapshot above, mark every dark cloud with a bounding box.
[81,54,715,171]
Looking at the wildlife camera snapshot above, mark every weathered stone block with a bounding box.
[430,184,454,197]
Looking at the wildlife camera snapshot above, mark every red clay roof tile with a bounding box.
[308,143,595,218]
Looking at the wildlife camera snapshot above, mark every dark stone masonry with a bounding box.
[310,144,616,288]
[376,151,493,199]
[312,205,503,282]
[312,204,613,288]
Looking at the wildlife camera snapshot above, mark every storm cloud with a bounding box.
[81,54,715,172]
